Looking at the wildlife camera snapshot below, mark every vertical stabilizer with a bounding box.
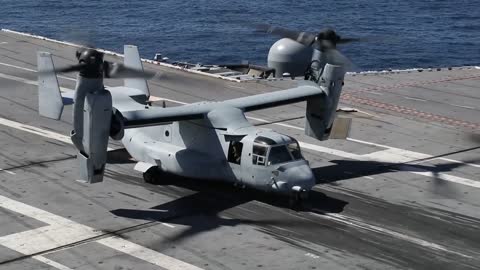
[37,52,64,120]
[124,45,150,98]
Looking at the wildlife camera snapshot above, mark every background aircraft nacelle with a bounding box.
[267,38,313,78]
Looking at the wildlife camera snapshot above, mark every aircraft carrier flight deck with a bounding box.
[0,29,479,270]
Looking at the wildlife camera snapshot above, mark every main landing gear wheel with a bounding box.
[143,167,164,185]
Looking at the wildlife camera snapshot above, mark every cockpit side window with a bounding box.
[252,144,267,166]
[268,145,293,165]
[287,141,302,160]
[228,141,243,165]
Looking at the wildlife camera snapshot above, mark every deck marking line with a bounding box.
[299,141,479,188]
[0,61,76,82]
[311,212,472,259]
[161,222,176,228]
[403,96,427,102]
[0,116,114,152]
[32,255,75,270]
[0,72,73,92]
[450,104,476,110]
[347,138,480,169]
[98,237,202,270]
[0,194,204,270]
[0,168,16,175]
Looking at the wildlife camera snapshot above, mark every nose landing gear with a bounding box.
[289,186,309,209]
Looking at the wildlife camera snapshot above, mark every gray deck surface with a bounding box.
[0,30,479,270]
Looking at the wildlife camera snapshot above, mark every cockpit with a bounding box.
[252,136,303,166]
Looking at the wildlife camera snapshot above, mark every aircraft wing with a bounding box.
[225,82,321,112]
[120,82,323,128]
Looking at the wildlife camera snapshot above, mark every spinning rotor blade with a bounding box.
[38,50,155,79]
[103,62,155,79]
[54,63,86,73]
[337,37,365,44]
[324,48,355,71]
[256,24,364,47]
[256,24,316,46]
[37,63,86,76]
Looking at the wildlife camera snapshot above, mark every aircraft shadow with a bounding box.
[107,148,136,164]
[110,172,348,245]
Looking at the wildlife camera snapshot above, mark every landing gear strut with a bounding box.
[289,187,309,209]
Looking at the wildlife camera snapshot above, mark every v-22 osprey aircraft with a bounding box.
[37,28,354,202]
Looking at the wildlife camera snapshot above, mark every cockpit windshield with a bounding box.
[252,136,303,166]
[268,145,292,165]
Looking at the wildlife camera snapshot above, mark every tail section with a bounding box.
[37,52,64,120]
[124,45,150,98]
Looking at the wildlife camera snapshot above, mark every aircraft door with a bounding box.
[227,141,244,184]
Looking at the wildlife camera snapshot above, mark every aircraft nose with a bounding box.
[283,163,316,191]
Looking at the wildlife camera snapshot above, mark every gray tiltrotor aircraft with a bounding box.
[38,28,355,202]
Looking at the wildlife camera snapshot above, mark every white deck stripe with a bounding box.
[98,237,202,270]
[0,114,115,152]
[0,194,203,270]
[32,256,75,270]
[0,168,15,175]
[0,117,72,145]
[0,61,76,82]
[299,140,480,188]
[403,96,427,102]
[347,138,480,168]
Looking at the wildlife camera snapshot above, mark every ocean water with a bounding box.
[1,0,479,70]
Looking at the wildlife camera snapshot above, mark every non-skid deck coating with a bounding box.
[0,29,479,270]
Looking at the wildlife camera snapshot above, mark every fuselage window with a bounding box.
[252,144,267,166]
[268,145,293,165]
[228,141,243,164]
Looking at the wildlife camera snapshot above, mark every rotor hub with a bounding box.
[315,29,340,50]
[75,48,104,78]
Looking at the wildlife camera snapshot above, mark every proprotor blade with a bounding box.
[103,62,155,79]
[37,63,85,76]
[256,24,316,46]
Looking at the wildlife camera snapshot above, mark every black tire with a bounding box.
[289,191,309,210]
[143,167,162,184]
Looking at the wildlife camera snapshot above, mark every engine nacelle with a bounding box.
[267,38,313,78]
[76,90,112,184]
[305,64,347,140]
